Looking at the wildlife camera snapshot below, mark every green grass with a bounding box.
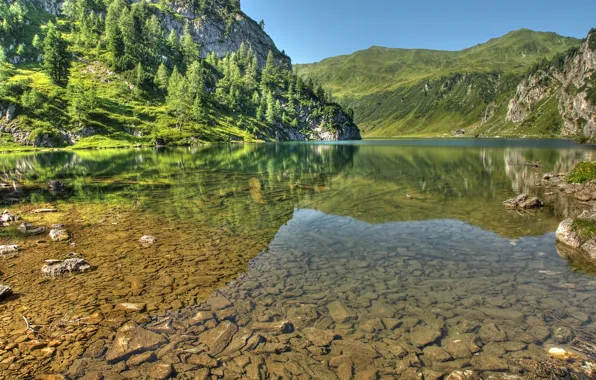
[568,161,596,184]
[296,29,581,136]
[573,218,596,241]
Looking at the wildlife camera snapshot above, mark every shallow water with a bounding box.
[0,139,595,378]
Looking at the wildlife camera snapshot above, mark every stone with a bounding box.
[337,362,353,379]
[188,353,219,368]
[198,321,238,355]
[18,222,47,236]
[49,229,70,242]
[116,303,147,313]
[475,307,524,321]
[556,218,582,248]
[423,346,452,362]
[503,194,543,210]
[445,370,477,380]
[41,258,91,277]
[303,328,337,347]
[0,245,19,257]
[48,181,66,192]
[251,320,294,334]
[105,322,168,363]
[581,239,596,260]
[0,210,19,224]
[192,311,214,325]
[31,208,58,213]
[139,235,157,247]
[409,326,443,347]
[0,284,13,300]
[471,354,509,371]
[479,323,507,343]
[548,347,568,359]
[207,295,232,311]
[147,362,173,380]
[327,300,356,323]
[126,352,156,367]
[552,326,574,344]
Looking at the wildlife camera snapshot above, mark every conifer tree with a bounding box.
[155,62,170,93]
[42,22,70,84]
[261,50,276,89]
[166,66,191,131]
[181,23,199,69]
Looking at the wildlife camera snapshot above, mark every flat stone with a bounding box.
[199,321,238,355]
[252,320,294,334]
[31,208,58,213]
[105,322,168,363]
[126,351,156,367]
[475,307,525,321]
[479,323,507,343]
[423,346,452,362]
[409,326,443,347]
[192,311,214,325]
[552,326,574,344]
[147,362,173,380]
[327,300,356,323]
[49,229,70,242]
[18,222,47,235]
[188,353,219,368]
[116,303,147,313]
[471,354,509,371]
[303,328,337,347]
[207,295,232,311]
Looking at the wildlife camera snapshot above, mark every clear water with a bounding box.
[0,139,595,378]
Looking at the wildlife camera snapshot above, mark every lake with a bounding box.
[0,139,595,378]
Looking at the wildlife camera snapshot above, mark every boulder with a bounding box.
[0,210,19,224]
[105,322,168,363]
[503,194,543,210]
[556,218,581,248]
[41,258,91,277]
[409,326,443,347]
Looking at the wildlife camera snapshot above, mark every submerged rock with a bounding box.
[0,284,13,300]
[41,258,92,277]
[105,322,168,363]
[199,321,239,355]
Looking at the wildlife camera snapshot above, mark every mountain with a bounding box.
[0,0,360,148]
[295,29,585,138]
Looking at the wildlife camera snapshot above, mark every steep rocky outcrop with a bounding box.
[506,29,596,141]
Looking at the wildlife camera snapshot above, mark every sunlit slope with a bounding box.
[295,29,581,136]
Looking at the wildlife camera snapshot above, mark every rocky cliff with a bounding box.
[505,29,596,141]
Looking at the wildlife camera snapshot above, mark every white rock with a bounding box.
[556,218,581,248]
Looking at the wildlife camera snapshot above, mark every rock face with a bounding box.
[506,29,596,142]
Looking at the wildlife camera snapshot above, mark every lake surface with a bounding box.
[0,139,595,378]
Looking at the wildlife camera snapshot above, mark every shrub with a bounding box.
[568,161,596,184]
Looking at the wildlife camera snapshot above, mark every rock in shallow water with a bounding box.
[105,322,168,363]
[199,321,239,355]
[18,222,47,236]
[0,244,19,257]
[41,258,91,277]
[556,218,582,248]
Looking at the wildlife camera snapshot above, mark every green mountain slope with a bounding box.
[0,0,360,149]
[295,29,581,136]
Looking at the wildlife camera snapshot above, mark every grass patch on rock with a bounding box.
[572,218,596,241]
[568,161,596,184]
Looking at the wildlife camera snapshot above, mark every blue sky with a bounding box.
[242,0,596,64]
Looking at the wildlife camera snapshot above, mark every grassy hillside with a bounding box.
[0,0,359,150]
[295,29,581,136]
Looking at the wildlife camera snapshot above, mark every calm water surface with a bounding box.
[1,139,595,378]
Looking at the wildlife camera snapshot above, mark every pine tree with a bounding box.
[166,66,191,131]
[42,22,70,84]
[261,50,276,89]
[181,23,199,69]
[68,81,97,125]
[106,0,125,70]
[186,61,205,101]
[266,91,276,124]
[155,62,169,93]
[167,29,182,69]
